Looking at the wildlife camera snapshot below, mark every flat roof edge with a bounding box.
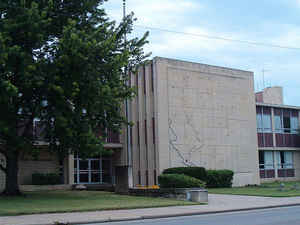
[152,56,253,74]
[256,102,300,109]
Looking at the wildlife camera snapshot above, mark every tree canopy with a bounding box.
[0,0,148,195]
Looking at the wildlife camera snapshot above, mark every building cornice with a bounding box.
[256,102,300,110]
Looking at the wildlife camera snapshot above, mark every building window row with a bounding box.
[274,108,299,134]
[256,106,299,134]
[259,150,295,179]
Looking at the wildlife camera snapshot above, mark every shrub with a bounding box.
[162,167,207,181]
[206,170,234,188]
[32,173,61,185]
[158,174,206,188]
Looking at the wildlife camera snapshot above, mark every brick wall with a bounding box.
[18,151,60,185]
[0,150,60,191]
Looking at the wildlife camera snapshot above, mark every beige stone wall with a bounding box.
[154,57,260,186]
[262,86,283,105]
[129,64,158,186]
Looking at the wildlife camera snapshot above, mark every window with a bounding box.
[274,115,282,133]
[259,151,274,169]
[283,116,291,133]
[291,117,299,134]
[259,151,264,169]
[264,151,274,169]
[263,113,272,132]
[274,108,299,134]
[256,107,272,133]
[256,113,263,132]
[276,151,295,177]
[260,150,295,178]
[276,151,293,169]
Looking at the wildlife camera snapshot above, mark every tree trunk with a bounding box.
[1,151,21,196]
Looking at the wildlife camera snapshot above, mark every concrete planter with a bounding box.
[160,188,206,201]
[189,189,208,203]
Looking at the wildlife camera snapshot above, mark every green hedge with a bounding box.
[158,174,206,188]
[162,167,207,181]
[206,170,234,188]
[32,173,61,185]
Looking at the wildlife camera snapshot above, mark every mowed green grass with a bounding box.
[208,181,300,197]
[0,190,197,216]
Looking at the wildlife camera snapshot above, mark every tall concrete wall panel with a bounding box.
[154,57,260,186]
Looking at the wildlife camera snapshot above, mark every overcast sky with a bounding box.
[104,0,300,106]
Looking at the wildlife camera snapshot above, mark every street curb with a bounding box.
[42,203,300,225]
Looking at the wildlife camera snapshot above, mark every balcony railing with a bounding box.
[106,129,120,144]
[259,169,275,178]
[257,132,273,147]
[96,128,120,144]
[257,132,300,148]
[275,133,300,147]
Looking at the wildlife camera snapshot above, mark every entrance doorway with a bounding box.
[74,157,113,184]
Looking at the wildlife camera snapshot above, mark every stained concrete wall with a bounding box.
[154,57,260,186]
[261,86,283,105]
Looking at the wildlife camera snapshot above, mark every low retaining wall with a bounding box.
[20,184,72,192]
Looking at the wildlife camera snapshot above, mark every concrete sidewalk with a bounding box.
[2,194,300,225]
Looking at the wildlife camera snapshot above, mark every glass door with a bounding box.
[74,157,112,184]
[90,159,101,183]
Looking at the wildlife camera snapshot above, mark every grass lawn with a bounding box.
[208,181,300,197]
[0,190,198,216]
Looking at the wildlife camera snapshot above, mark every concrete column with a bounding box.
[271,107,276,147]
[68,154,74,184]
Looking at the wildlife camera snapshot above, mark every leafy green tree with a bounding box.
[0,0,148,195]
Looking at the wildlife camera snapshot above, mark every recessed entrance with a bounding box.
[74,157,112,184]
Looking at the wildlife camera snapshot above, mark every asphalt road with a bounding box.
[88,206,300,225]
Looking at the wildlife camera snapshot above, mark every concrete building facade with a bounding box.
[129,57,260,187]
[1,57,299,191]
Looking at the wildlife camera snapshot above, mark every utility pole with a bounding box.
[262,68,270,89]
[123,0,133,188]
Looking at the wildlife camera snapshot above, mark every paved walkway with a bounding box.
[2,194,300,225]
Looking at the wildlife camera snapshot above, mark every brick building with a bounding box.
[256,87,300,180]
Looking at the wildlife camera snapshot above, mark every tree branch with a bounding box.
[0,149,7,172]
[0,164,5,173]
[0,149,6,157]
